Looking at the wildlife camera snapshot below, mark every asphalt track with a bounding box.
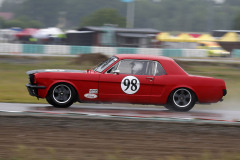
[0,102,240,124]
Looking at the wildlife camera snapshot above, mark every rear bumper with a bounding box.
[223,89,227,96]
[220,89,227,102]
[26,84,46,97]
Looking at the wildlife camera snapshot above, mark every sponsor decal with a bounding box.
[84,89,98,99]
[121,76,140,94]
[84,93,97,99]
[89,89,98,94]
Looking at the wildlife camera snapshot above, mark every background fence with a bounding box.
[0,43,240,58]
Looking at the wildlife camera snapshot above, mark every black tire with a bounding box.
[165,88,196,112]
[164,104,173,110]
[46,83,77,108]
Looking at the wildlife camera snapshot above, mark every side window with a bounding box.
[118,60,135,74]
[107,59,156,75]
[155,62,166,76]
[106,62,119,74]
[147,61,155,75]
[106,60,134,74]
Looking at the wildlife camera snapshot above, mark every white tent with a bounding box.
[33,27,64,39]
[65,30,93,34]
[0,29,18,42]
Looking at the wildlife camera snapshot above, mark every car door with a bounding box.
[98,59,155,104]
[150,61,168,104]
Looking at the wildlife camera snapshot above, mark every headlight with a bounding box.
[29,74,35,84]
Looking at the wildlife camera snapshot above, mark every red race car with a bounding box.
[26,54,227,111]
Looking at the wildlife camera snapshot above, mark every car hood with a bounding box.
[26,69,87,75]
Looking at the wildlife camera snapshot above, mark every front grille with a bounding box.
[29,74,35,84]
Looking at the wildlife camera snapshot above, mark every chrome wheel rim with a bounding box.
[53,84,71,104]
[173,89,192,108]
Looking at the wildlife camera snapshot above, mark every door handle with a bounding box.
[146,77,154,80]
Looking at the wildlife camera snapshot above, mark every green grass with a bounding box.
[0,56,87,103]
[0,56,239,108]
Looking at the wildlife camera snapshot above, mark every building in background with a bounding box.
[66,26,160,48]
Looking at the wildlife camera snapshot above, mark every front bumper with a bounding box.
[26,84,46,97]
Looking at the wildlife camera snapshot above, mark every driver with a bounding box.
[131,61,144,75]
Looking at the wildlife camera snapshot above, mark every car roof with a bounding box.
[114,54,187,76]
[114,54,173,61]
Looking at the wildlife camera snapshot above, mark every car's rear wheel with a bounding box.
[46,83,76,108]
[165,88,196,112]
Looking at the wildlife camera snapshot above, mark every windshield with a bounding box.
[94,56,118,73]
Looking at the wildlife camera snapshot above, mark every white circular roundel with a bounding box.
[121,76,140,94]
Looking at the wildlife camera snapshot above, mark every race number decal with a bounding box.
[121,76,140,94]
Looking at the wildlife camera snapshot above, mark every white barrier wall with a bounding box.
[92,46,116,56]
[138,48,160,56]
[0,43,209,58]
[0,43,22,53]
[182,49,207,57]
[45,45,69,55]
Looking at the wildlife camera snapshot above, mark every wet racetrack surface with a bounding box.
[0,103,240,123]
[1,102,240,159]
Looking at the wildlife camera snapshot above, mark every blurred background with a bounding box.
[0,0,239,31]
[0,0,240,160]
[0,0,240,56]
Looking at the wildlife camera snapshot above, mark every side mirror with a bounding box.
[113,70,120,75]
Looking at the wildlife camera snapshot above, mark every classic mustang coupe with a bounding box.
[26,54,227,111]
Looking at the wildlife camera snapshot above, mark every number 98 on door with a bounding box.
[121,76,140,94]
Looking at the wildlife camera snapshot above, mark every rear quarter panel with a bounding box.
[187,75,226,103]
[151,75,226,104]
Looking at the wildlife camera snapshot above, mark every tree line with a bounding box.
[1,0,240,32]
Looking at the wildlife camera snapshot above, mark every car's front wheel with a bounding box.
[165,88,196,112]
[46,83,77,108]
